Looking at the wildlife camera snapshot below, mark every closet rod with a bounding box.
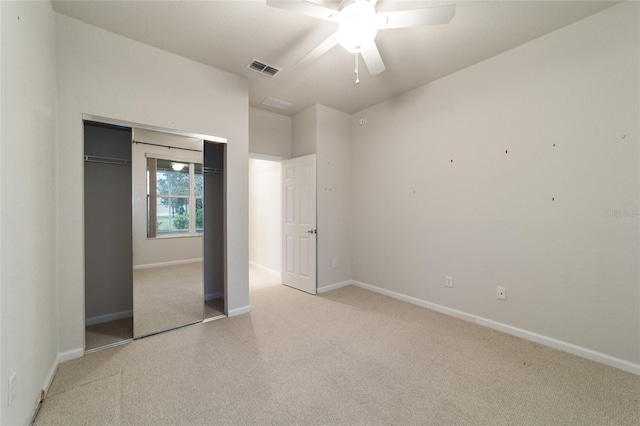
[84,155,132,166]
[204,167,223,174]
[133,140,202,153]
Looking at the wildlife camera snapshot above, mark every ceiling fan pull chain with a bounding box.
[355,53,360,84]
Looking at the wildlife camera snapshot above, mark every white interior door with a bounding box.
[282,154,317,294]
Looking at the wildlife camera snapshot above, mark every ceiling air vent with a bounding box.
[262,97,293,111]
[247,59,282,77]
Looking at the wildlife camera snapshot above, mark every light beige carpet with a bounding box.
[36,265,639,425]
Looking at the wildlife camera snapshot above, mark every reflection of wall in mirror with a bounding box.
[132,129,203,268]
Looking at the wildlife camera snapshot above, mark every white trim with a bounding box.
[249,261,281,276]
[133,258,202,270]
[228,305,251,317]
[58,348,84,364]
[351,280,640,376]
[351,280,477,322]
[43,355,59,396]
[85,339,132,354]
[29,355,58,426]
[317,280,353,294]
[203,314,226,323]
[249,153,287,161]
[473,317,640,376]
[85,309,133,326]
[205,291,223,301]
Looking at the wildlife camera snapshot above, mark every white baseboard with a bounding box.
[351,280,640,376]
[317,280,353,294]
[28,353,59,425]
[58,348,84,363]
[43,355,59,394]
[134,258,202,270]
[249,261,281,276]
[30,348,82,423]
[205,291,223,301]
[85,310,133,326]
[228,305,251,317]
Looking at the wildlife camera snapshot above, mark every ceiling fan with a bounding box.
[266,0,456,82]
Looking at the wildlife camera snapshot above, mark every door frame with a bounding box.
[248,153,287,281]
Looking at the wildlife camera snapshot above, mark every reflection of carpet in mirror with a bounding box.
[204,297,224,319]
[85,317,133,350]
[134,261,204,337]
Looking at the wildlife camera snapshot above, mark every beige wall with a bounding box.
[1,2,58,424]
[247,109,290,275]
[350,2,639,368]
[292,104,353,291]
[55,13,249,357]
[249,107,291,159]
[316,105,352,288]
[249,159,282,273]
[292,105,317,158]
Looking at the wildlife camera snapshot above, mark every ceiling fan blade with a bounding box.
[360,41,386,76]
[266,0,338,21]
[296,34,339,67]
[377,4,456,30]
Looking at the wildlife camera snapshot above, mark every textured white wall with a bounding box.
[316,105,352,288]
[249,107,291,159]
[55,13,249,355]
[292,105,317,158]
[249,159,282,273]
[1,2,58,424]
[350,2,639,366]
[291,104,353,290]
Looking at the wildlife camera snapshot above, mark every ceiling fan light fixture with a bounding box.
[335,0,378,53]
[171,162,186,171]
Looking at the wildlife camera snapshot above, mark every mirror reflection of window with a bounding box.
[147,157,203,238]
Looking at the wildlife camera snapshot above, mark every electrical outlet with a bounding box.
[445,276,453,288]
[8,373,17,406]
[497,286,507,300]
[332,259,338,269]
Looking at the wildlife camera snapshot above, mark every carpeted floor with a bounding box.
[36,265,639,425]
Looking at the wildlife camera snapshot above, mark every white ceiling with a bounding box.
[51,0,618,116]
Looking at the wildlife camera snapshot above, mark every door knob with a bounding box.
[306,229,317,234]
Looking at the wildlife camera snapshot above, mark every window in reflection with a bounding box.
[147,158,203,238]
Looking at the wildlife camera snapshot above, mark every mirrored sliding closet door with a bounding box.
[132,129,204,338]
